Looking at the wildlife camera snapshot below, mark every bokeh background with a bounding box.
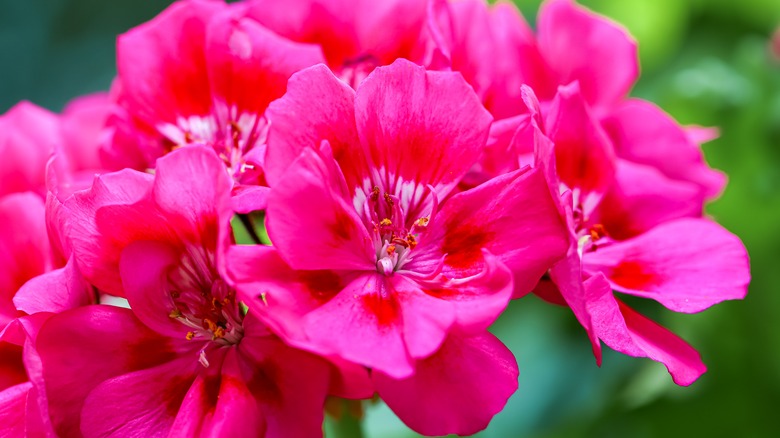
[1,0,779,436]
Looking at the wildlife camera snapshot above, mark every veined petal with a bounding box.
[603,98,726,199]
[583,218,750,313]
[264,64,364,188]
[237,335,331,438]
[594,159,704,240]
[411,166,568,295]
[117,0,225,129]
[206,13,325,128]
[354,59,492,203]
[37,306,179,437]
[13,256,94,316]
[374,331,518,436]
[302,273,414,379]
[546,82,616,210]
[585,273,707,386]
[266,148,374,271]
[80,357,199,438]
[538,0,638,111]
[0,193,51,320]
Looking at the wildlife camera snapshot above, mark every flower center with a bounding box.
[166,247,244,367]
[158,111,267,181]
[366,186,429,276]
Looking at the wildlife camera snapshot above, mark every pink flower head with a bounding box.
[522,86,750,385]
[37,147,352,437]
[447,0,725,203]
[244,0,442,88]
[109,0,326,211]
[226,59,569,435]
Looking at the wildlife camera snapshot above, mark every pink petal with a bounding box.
[120,241,191,339]
[151,146,231,239]
[412,167,568,295]
[63,169,156,295]
[59,93,111,172]
[227,245,349,342]
[583,218,750,313]
[37,306,179,436]
[603,99,726,199]
[537,0,638,111]
[549,247,603,363]
[206,13,325,125]
[116,0,225,128]
[0,342,25,391]
[546,82,616,210]
[80,357,199,438]
[585,274,707,386]
[230,185,269,213]
[391,275,455,359]
[303,273,414,379]
[410,250,514,333]
[245,0,362,67]
[0,193,51,319]
[264,64,363,188]
[354,58,492,200]
[0,382,31,437]
[266,148,374,271]
[594,159,703,240]
[374,331,518,436]
[0,102,59,197]
[13,256,94,316]
[237,336,331,438]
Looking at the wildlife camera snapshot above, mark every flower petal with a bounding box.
[374,331,518,436]
[266,148,374,271]
[354,58,492,201]
[13,256,94,316]
[585,273,707,386]
[303,273,414,379]
[116,0,225,128]
[80,357,199,438]
[411,166,568,295]
[603,98,726,199]
[594,159,703,240]
[583,218,750,313]
[538,0,638,110]
[264,64,363,188]
[546,82,616,210]
[37,306,179,436]
[206,13,325,127]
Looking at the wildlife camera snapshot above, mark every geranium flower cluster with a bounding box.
[0,0,750,436]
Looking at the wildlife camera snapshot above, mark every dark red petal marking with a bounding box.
[361,293,400,326]
[608,260,657,290]
[297,270,343,303]
[441,223,494,270]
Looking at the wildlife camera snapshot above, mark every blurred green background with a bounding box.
[1,0,779,436]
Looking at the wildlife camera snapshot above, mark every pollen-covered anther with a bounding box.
[407,234,418,249]
[589,224,607,241]
[212,326,225,340]
[415,217,429,228]
[186,331,196,341]
[370,186,380,201]
[169,309,182,319]
[384,193,394,206]
[380,218,392,227]
[387,244,397,256]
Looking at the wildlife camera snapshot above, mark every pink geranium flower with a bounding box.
[226,59,569,435]
[519,85,750,384]
[105,0,326,212]
[36,147,358,437]
[444,0,725,201]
